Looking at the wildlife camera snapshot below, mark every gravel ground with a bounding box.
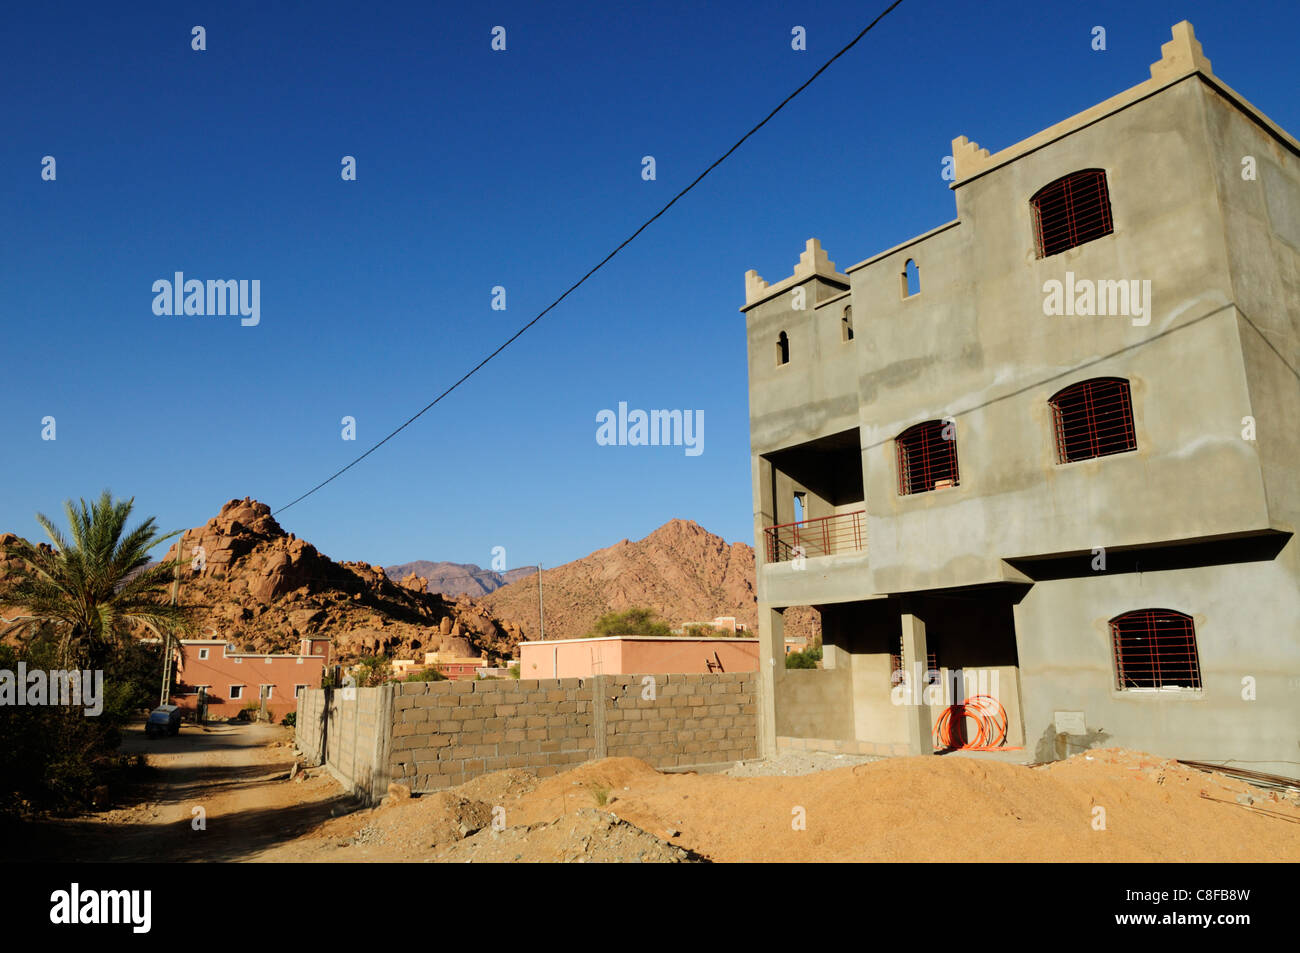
[724,749,882,777]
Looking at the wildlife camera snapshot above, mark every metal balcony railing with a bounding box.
[764,510,865,563]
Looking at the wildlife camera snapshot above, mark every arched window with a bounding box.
[1050,377,1136,463]
[901,259,920,298]
[841,305,854,342]
[1110,609,1201,690]
[896,420,958,495]
[776,331,790,366]
[1031,169,1113,257]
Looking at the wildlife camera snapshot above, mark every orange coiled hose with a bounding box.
[932,694,1012,751]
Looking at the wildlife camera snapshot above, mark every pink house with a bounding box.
[518,636,759,679]
[171,636,329,721]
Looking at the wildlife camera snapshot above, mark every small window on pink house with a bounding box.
[198,648,209,660]
[230,685,244,699]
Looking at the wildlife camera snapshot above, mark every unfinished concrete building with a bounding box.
[742,22,1300,775]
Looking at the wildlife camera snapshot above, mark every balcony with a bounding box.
[764,510,866,563]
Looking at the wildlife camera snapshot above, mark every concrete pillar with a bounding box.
[756,605,785,758]
[592,674,608,759]
[900,612,933,756]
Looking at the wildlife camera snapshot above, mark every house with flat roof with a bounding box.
[742,23,1300,773]
[171,636,329,721]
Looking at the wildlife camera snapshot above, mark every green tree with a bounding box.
[0,491,191,669]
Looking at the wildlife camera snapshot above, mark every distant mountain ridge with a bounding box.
[382,561,537,598]
[479,518,820,643]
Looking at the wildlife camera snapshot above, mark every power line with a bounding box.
[274,0,907,516]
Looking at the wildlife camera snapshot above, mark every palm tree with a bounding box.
[0,491,192,669]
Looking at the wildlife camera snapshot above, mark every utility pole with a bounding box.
[536,563,545,641]
[159,534,184,707]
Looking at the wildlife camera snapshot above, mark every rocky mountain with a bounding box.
[382,560,537,598]
[2,504,818,664]
[480,519,821,643]
[149,498,525,663]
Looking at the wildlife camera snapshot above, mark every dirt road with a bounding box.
[10,722,353,862]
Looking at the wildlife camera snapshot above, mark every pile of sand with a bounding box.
[269,747,1300,862]
[431,809,700,863]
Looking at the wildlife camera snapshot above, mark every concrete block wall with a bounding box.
[296,686,393,802]
[601,673,757,766]
[389,677,596,790]
[389,673,758,793]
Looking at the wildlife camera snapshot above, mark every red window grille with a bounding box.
[896,420,958,495]
[1110,609,1201,690]
[1031,169,1113,257]
[1050,377,1137,463]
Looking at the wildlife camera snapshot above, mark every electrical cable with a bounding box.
[273,0,907,516]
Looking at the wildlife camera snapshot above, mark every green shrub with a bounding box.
[352,655,392,687]
[281,711,296,728]
[586,607,672,638]
[508,664,520,679]
[0,633,154,817]
[785,649,819,669]
[405,666,447,682]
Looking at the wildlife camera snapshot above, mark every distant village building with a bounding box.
[171,636,329,721]
[742,23,1300,771]
[519,635,759,679]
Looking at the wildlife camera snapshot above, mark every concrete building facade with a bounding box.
[741,23,1300,773]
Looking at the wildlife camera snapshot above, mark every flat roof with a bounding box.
[520,636,759,646]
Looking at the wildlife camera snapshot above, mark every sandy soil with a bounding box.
[15,728,1300,863]
[260,748,1300,863]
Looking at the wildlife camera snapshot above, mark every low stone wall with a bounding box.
[390,673,757,793]
[298,673,758,800]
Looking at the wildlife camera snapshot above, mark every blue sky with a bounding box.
[2,0,1296,572]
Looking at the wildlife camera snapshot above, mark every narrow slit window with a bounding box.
[776,331,790,366]
[842,305,854,342]
[901,259,920,298]
[1031,169,1113,257]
